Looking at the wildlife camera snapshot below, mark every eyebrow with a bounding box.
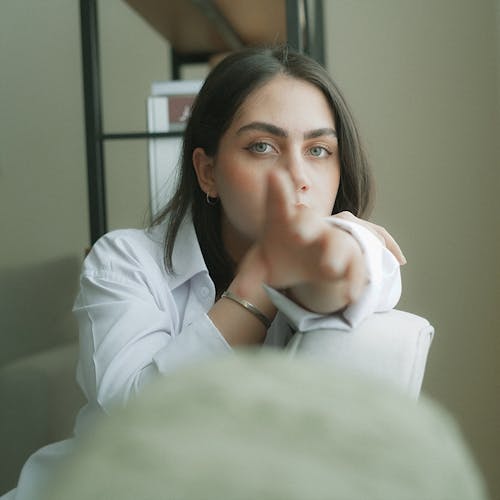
[304,127,337,140]
[236,121,337,139]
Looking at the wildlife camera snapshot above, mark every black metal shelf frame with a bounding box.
[79,0,324,245]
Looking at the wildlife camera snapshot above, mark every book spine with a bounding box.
[147,96,169,132]
[151,79,203,96]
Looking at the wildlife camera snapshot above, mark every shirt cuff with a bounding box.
[264,217,402,333]
[153,313,232,374]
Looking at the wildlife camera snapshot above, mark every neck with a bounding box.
[221,215,253,265]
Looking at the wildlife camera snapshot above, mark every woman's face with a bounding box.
[194,75,340,261]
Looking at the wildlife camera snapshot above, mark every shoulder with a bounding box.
[83,225,166,277]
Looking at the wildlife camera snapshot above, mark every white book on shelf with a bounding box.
[147,96,183,218]
[151,80,203,133]
[147,80,203,219]
[151,79,204,96]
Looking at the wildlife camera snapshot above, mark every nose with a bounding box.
[287,154,310,193]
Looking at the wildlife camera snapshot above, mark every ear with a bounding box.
[192,147,217,197]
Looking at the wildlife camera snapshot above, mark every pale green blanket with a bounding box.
[45,351,488,500]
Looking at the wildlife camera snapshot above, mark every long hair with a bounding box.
[153,45,373,295]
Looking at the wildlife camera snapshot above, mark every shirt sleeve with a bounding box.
[264,217,402,332]
[73,232,230,414]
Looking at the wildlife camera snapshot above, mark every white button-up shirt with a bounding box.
[73,216,401,422]
[2,216,402,500]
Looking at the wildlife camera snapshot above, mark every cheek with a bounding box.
[219,171,262,203]
[332,170,341,199]
[328,165,341,190]
[216,166,267,224]
[313,166,341,213]
[216,159,265,201]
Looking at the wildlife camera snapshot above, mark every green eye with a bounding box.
[309,146,329,157]
[249,142,272,153]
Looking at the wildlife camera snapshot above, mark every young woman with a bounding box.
[70,45,404,412]
[3,45,404,499]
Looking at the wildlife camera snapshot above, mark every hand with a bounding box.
[333,211,407,265]
[253,170,367,312]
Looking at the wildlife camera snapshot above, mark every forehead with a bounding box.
[231,75,335,130]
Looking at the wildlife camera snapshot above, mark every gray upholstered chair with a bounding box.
[287,309,434,399]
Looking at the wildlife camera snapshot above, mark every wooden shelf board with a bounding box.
[123,0,287,55]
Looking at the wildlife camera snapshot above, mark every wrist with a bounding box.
[221,290,272,329]
[288,281,351,314]
[229,245,277,321]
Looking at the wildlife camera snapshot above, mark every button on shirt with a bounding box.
[73,215,401,424]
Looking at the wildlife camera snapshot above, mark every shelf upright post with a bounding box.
[80,0,107,245]
[307,0,325,65]
[286,0,325,64]
[171,48,182,81]
[285,0,304,53]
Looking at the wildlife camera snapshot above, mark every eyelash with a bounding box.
[246,141,332,157]
[307,145,332,158]
[246,142,275,154]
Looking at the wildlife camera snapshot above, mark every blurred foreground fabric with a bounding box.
[43,351,487,500]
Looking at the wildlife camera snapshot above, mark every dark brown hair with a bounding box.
[153,45,373,295]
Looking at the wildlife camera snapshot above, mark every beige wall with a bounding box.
[1,0,499,497]
[325,0,500,496]
[0,0,168,365]
[0,1,87,363]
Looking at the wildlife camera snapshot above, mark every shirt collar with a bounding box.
[156,216,210,292]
